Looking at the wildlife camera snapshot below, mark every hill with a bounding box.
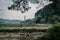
[0,18,23,24]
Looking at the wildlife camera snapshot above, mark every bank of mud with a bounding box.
[0,29,46,40]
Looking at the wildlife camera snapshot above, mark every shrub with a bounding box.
[40,23,60,40]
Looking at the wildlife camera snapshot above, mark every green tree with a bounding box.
[33,16,42,23]
[8,0,39,13]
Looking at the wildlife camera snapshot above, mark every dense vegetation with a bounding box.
[40,23,60,40]
[33,0,60,24]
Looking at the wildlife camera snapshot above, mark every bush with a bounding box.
[40,23,60,40]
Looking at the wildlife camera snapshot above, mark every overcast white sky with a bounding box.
[0,0,51,20]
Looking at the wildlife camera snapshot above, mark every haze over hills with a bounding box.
[0,18,23,24]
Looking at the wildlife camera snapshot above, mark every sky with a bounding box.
[0,0,51,20]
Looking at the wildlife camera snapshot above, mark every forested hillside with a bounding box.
[33,0,60,23]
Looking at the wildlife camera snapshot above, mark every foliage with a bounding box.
[33,16,42,23]
[40,23,60,40]
[35,4,53,17]
[34,3,54,23]
[47,15,59,23]
[34,0,60,23]
[8,0,39,13]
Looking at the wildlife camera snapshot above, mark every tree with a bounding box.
[33,16,42,23]
[50,0,60,16]
[8,0,40,13]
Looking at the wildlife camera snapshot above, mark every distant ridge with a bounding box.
[0,18,23,24]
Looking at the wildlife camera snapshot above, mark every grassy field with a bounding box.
[0,24,52,30]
